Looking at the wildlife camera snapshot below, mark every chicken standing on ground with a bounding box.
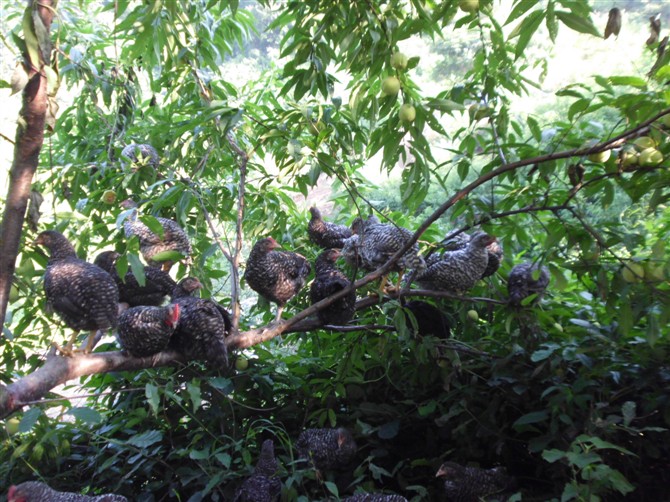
[35,231,119,356]
[435,462,517,502]
[308,206,353,249]
[117,304,180,357]
[169,277,231,367]
[244,237,311,322]
[350,215,425,292]
[310,249,356,326]
[121,199,192,271]
[94,251,176,307]
[233,439,282,502]
[7,481,128,502]
[296,427,358,474]
[507,262,550,307]
[414,232,496,293]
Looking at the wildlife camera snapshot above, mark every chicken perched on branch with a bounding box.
[402,300,451,339]
[414,232,496,293]
[441,231,503,279]
[296,427,358,474]
[310,249,356,326]
[507,262,550,307]
[121,143,159,170]
[117,304,180,357]
[244,237,311,322]
[170,277,231,367]
[234,439,282,502]
[94,251,176,307]
[35,231,119,356]
[350,215,425,292]
[121,199,192,271]
[342,494,408,502]
[7,481,128,501]
[435,462,516,501]
[308,206,353,249]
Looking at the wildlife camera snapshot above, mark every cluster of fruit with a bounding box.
[621,260,666,283]
[619,136,664,168]
[381,51,416,124]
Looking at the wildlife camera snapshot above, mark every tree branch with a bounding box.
[0,1,55,330]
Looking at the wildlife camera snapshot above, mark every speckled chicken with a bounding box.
[342,494,408,502]
[117,304,180,357]
[441,231,504,279]
[121,199,192,271]
[507,262,550,307]
[296,427,357,473]
[402,300,451,338]
[435,462,516,502]
[121,143,159,170]
[169,277,231,367]
[244,237,311,322]
[350,216,425,291]
[234,439,282,502]
[7,481,128,502]
[94,251,176,307]
[310,249,356,326]
[414,232,496,293]
[35,231,119,356]
[308,206,353,249]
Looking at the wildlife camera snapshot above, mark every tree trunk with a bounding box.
[0,1,55,329]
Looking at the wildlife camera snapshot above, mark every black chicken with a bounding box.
[308,206,353,249]
[350,215,425,292]
[121,143,159,170]
[7,481,128,501]
[296,427,357,474]
[121,199,192,271]
[507,262,550,307]
[94,251,176,307]
[435,462,516,502]
[170,277,231,367]
[440,231,503,279]
[402,300,451,338]
[310,249,356,326]
[342,495,408,502]
[233,439,282,502]
[244,237,311,322]
[117,304,180,357]
[35,230,119,356]
[414,232,496,293]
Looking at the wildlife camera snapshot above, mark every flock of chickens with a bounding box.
[23,201,550,501]
[7,426,517,501]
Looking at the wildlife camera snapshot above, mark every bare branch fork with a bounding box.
[1,111,668,419]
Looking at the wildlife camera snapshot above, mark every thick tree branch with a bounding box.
[0,1,55,330]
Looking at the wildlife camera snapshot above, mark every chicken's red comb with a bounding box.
[169,303,180,325]
[7,485,17,502]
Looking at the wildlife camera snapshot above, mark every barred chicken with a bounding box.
[170,277,231,367]
[94,251,176,307]
[310,249,356,326]
[402,300,451,339]
[296,427,357,474]
[35,231,119,356]
[7,481,128,502]
[245,237,311,322]
[342,495,408,502]
[435,462,516,502]
[121,199,192,271]
[308,206,352,249]
[440,231,503,279]
[117,304,180,357]
[234,439,282,502]
[414,232,496,293]
[507,262,550,307]
[350,215,425,292]
[121,143,159,170]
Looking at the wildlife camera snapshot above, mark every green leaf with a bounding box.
[608,76,647,88]
[510,10,545,60]
[556,11,601,38]
[622,401,636,427]
[19,407,42,433]
[67,407,102,425]
[145,383,160,415]
[127,429,163,448]
[504,0,538,26]
[542,448,566,463]
[128,253,146,287]
[513,410,549,427]
[22,7,41,69]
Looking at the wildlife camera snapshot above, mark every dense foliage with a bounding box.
[2,0,670,500]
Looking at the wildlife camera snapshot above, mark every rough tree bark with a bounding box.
[0,1,55,329]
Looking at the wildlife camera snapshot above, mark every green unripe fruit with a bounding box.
[639,147,663,166]
[459,0,479,13]
[622,262,645,283]
[645,262,666,282]
[588,150,611,163]
[5,418,20,436]
[381,76,401,96]
[235,356,249,371]
[633,136,656,150]
[621,149,639,168]
[399,104,416,123]
[661,114,670,128]
[102,190,117,204]
[467,309,479,321]
[390,52,409,70]
[554,323,564,333]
